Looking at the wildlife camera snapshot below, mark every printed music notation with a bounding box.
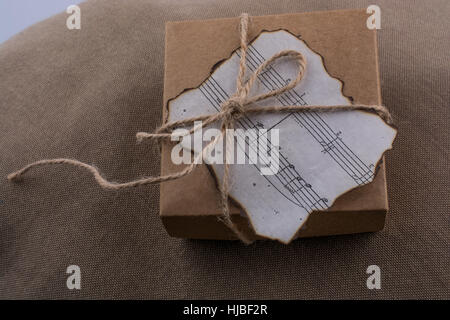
[352,164,375,182]
[236,45,376,186]
[196,41,381,214]
[283,176,310,193]
[319,132,342,154]
[199,76,327,212]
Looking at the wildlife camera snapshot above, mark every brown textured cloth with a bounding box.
[0,0,448,299]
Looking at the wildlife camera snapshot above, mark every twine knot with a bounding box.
[222,97,247,121]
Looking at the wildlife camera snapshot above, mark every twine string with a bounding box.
[7,13,392,244]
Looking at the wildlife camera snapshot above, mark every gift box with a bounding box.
[159,9,389,240]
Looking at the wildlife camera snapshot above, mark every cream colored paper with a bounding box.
[168,30,396,243]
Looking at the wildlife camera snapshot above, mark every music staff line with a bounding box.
[238,45,375,185]
[241,46,374,184]
[199,78,328,211]
[237,53,369,182]
[244,45,368,176]
[246,45,375,183]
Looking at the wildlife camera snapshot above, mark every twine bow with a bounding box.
[8,13,392,244]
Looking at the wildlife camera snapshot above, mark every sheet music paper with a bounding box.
[167,30,397,243]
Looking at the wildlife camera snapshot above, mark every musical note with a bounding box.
[284,176,312,194]
[319,134,342,154]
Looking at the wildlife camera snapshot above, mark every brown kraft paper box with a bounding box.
[159,9,389,241]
